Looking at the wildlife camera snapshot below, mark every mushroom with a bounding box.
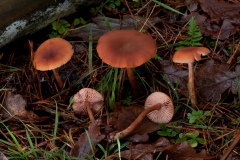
[172,47,210,107]
[109,92,174,142]
[72,88,104,123]
[33,38,74,88]
[96,29,157,96]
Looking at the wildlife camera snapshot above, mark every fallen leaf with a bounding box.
[198,0,240,24]
[160,60,188,91]
[196,60,240,102]
[160,60,240,103]
[70,119,105,158]
[161,141,216,160]
[2,90,49,122]
[188,12,237,40]
[115,104,160,142]
[188,0,240,39]
[68,15,161,41]
[108,137,170,160]
[0,151,8,160]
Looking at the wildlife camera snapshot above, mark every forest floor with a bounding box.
[0,0,240,159]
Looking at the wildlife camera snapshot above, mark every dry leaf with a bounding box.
[70,119,105,158]
[108,137,170,160]
[116,105,160,142]
[0,151,8,160]
[161,141,216,160]
[2,90,49,122]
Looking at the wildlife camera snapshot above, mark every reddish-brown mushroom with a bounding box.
[96,29,157,96]
[33,38,74,88]
[109,92,174,142]
[72,88,104,123]
[172,47,210,107]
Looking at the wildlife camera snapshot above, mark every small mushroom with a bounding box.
[109,92,174,142]
[97,29,157,96]
[33,38,74,88]
[172,47,210,107]
[72,88,104,123]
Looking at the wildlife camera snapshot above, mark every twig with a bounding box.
[220,130,240,160]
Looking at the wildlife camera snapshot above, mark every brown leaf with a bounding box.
[196,60,240,102]
[70,119,105,158]
[109,137,170,160]
[161,141,216,160]
[116,105,160,142]
[160,60,188,93]
[0,151,8,160]
[2,90,49,122]
[190,0,240,39]
[189,12,237,40]
[198,0,240,24]
[68,15,161,41]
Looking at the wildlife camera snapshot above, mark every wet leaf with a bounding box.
[70,119,105,158]
[2,90,49,122]
[198,0,240,24]
[189,12,237,40]
[196,60,240,102]
[160,60,188,92]
[161,141,216,160]
[188,0,240,39]
[161,60,240,103]
[68,15,161,41]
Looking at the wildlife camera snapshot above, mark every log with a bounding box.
[0,0,101,48]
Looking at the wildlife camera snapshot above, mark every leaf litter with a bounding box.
[186,0,240,39]
[0,0,240,159]
[160,60,240,103]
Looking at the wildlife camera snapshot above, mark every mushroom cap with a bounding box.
[96,29,157,68]
[144,92,174,123]
[72,88,104,115]
[33,38,74,71]
[172,47,210,63]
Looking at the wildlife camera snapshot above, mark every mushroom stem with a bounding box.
[188,63,197,107]
[86,101,95,123]
[108,103,161,142]
[126,68,140,97]
[52,69,64,88]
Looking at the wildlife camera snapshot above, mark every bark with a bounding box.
[0,0,101,48]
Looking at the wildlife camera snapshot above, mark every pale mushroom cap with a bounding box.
[96,29,157,68]
[72,88,104,115]
[172,47,210,63]
[144,92,174,123]
[33,38,74,71]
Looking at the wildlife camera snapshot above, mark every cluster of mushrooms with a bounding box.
[32,29,210,141]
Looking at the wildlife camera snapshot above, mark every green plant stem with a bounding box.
[88,24,93,72]
[52,69,63,88]
[188,63,197,108]
[109,68,118,109]
[109,103,161,142]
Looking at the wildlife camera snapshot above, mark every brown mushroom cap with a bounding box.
[96,29,157,68]
[72,88,104,115]
[144,92,174,123]
[172,47,210,63]
[33,38,74,71]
